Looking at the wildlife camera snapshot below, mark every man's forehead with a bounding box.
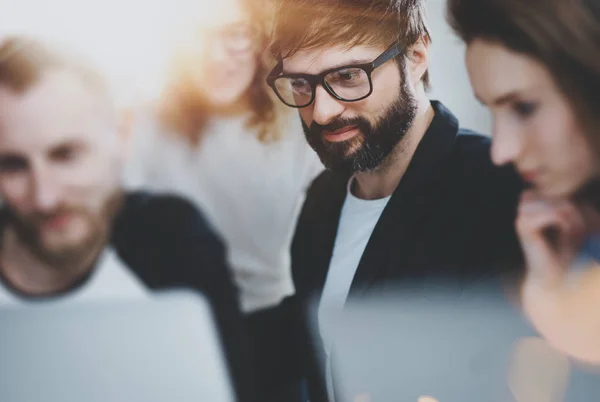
[0,69,101,111]
[0,70,114,150]
[282,44,385,74]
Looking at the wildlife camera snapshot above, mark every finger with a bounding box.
[518,197,564,216]
[554,203,587,248]
[518,200,585,260]
[520,188,570,205]
[516,210,568,286]
[517,198,580,240]
[516,205,565,243]
[520,189,540,203]
[518,199,564,223]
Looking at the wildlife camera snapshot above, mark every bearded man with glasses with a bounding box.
[249,1,526,401]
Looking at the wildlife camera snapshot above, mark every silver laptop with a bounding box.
[0,290,235,402]
[315,287,600,402]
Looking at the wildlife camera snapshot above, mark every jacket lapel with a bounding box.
[292,170,349,296]
[348,101,460,296]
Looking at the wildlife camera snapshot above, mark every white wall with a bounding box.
[0,0,490,133]
[426,0,491,134]
[0,0,207,107]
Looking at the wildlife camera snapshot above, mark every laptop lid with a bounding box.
[313,288,600,402]
[0,290,235,402]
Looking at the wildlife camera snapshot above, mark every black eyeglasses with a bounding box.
[266,42,404,108]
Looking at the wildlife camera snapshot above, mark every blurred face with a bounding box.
[182,0,259,108]
[466,39,597,198]
[0,70,125,265]
[283,44,418,174]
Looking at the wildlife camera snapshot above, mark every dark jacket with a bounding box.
[249,101,524,401]
[111,193,255,402]
[0,192,255,401]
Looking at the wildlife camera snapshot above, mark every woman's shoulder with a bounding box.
[123,107,195,189]
[129,106,198,162]
[276,111,305,139]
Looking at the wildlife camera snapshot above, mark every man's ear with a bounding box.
[407,34,430,85]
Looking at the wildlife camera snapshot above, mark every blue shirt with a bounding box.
[582,233,600,261]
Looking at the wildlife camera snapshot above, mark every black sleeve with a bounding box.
[468,161,526,285]
[245,297,305,395]
[112,193,256,402]
[244,176,334,401]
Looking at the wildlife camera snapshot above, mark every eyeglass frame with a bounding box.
[266,41,405,108]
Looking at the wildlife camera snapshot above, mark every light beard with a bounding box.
[302,78,418,175]
[5,190,124,269]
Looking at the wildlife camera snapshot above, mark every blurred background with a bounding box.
[425,0,490,133]
[0,0,491,133]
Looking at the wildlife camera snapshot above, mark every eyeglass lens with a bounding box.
[273,67,371,107]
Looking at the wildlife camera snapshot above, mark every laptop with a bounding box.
[313,287,600,402]
[0,290,235,402]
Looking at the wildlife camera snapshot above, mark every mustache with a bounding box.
[28,206,85,225]
[4,205,92,234]
[310,117,370,135]
[7,191,125,230]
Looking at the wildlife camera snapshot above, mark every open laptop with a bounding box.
[313,287,600,402]
[0,290,235,402]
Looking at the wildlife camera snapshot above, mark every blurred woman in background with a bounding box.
[125,0,323,313]
[448,0,600,364]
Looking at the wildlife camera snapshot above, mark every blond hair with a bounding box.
[0,36,110,98]
[270,0,432,88]
[158,0,288,146]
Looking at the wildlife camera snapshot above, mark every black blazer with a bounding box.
[112,193,255,402]
[249,102,525,401]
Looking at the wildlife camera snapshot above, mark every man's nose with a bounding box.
[30,167,61,212]
[311,85,346,126]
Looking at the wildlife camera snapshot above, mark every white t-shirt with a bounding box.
[124,111,323,312]
[318,178,391,400]
[0,247,149,307]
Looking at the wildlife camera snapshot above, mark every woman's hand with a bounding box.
[517,190,586,287]
[517,190,600,364]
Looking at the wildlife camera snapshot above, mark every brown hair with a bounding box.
[0,36,108,97]
[158,0,287,146]
[269,0,431,88]
[447,0,600,156]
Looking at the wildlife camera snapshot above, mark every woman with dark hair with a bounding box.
[125,0,323,314]
[448,0,600,363]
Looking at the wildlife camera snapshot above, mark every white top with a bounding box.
[0,247,149,307]
[124,112,323,312]
[318,178,391,400]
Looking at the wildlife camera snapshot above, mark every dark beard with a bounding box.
[5,190,124,268]
[302,77,418,175]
